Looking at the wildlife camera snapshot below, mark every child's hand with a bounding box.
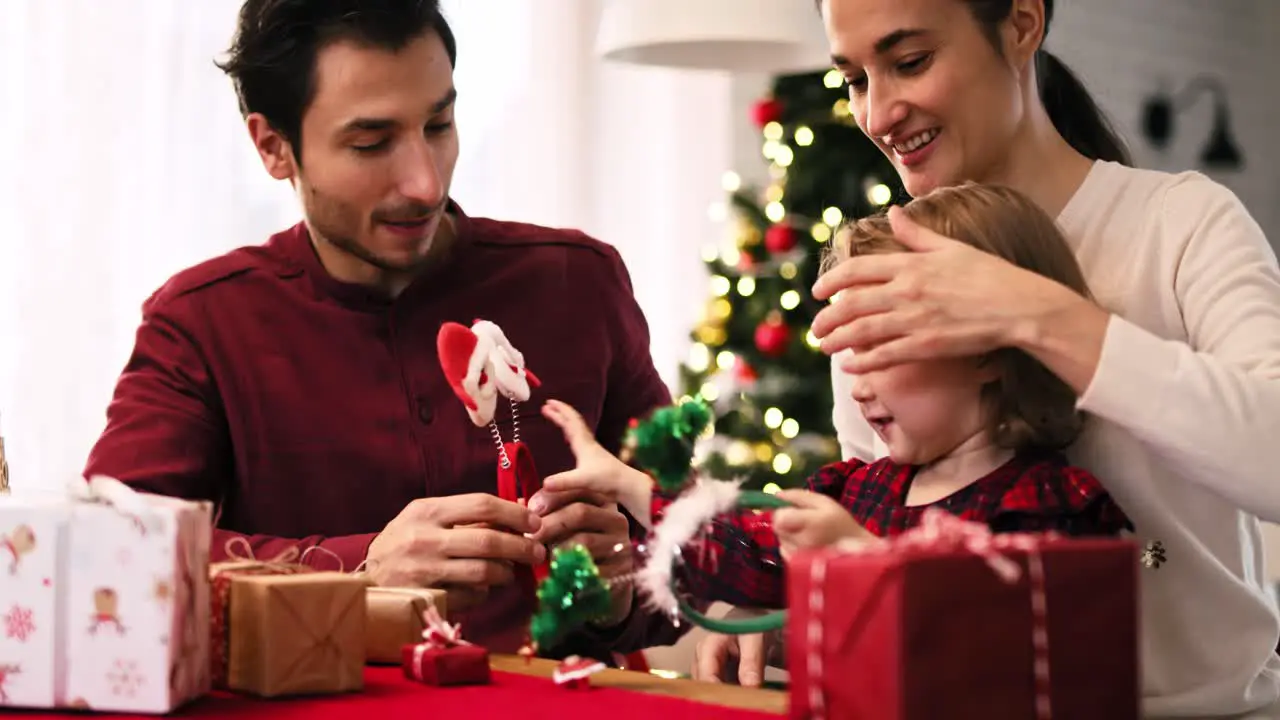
[539,400,654,527]
[772,490,877,558]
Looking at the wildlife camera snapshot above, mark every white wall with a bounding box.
[1048,0,1280,247]
[440,0,729,391]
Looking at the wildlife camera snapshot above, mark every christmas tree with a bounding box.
[678,69,904,492]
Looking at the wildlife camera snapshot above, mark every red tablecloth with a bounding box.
[8,667,779,719]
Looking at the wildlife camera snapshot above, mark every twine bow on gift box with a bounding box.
[803,510,1055,720]
[216,538,346,574]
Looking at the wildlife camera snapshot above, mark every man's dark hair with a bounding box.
[216,0,457,163]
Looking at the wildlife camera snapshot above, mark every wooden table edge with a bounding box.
[490,655,788,715]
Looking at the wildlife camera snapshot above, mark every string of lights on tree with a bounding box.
[676,68,904,493]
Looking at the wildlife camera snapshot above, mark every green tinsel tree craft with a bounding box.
[621,397,714,492]
[529,544,613,652]
[529,400,712,654]
[529,398,790,648]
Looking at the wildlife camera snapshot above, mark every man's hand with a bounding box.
[772,489,876,558]
[528,485,636,627]
[365,494,546,602]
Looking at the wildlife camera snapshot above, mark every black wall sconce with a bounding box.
[1141,76,1244,171]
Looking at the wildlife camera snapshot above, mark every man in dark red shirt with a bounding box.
[83,0,676,657]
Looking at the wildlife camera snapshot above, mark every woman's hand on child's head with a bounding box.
[811,206,1096,378]
[539,399,654,526]
[772,489,876,558]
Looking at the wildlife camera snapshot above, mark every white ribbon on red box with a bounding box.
[409,605,473,681]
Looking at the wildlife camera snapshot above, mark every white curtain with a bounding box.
[442,0,728,391]
[0,1,732,493]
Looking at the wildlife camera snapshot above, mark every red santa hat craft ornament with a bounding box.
[437,318,550,594]
[437,319,541,427]
[552,655,606,690]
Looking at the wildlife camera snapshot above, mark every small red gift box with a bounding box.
[399,605,491,686]
[786,511,1139,720]
[401,643,491,686]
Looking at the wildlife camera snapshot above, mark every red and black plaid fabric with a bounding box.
[649,450,1132,609]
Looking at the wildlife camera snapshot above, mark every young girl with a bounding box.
[541,183,1130,608]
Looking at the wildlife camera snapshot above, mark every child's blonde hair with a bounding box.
[823,183,1092,452]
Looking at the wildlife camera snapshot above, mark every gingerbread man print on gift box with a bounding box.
[89,588,126,636]
[2,525,35,575]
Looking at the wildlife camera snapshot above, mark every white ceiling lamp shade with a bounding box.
[595,0,833,73]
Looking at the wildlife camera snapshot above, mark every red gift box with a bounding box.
[786,511,1139,720]
[401,643,491,686]
[400,605,491,686]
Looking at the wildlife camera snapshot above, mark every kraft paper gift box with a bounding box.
[365,587,448,665]
[786,510,1139,720]
[0,477,212,713]
[210,564,366,698]
[207,557,311,688]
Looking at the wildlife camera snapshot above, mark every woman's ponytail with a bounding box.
[1036,49,1131,165]
[961,0,1132,165]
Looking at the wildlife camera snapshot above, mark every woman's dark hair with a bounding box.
[216,0,456,165]
[965,0,1131,165]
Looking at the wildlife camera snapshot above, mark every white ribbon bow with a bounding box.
[68,475,151,516]
[66,475,166,538]
[419,605,470,650]
[409,605,474,680]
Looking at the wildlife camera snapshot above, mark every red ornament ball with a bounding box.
[764,224,799,254]
[754,317,791,358]
[751,98,783,128]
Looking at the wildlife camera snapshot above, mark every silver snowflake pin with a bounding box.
[1141,540,1167,569]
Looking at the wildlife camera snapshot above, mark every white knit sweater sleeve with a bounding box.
[830,355,880,463]
[1076,175,1280,522]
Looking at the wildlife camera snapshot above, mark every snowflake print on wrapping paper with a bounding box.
[107,659,143,698]
[3,606,34,643]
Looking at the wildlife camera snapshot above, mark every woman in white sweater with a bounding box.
[695,0,1280,716]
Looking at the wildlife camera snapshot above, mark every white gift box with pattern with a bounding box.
[0,477,212,712]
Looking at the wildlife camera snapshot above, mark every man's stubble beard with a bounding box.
[327,230,431,274]
[304,182,434,275]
